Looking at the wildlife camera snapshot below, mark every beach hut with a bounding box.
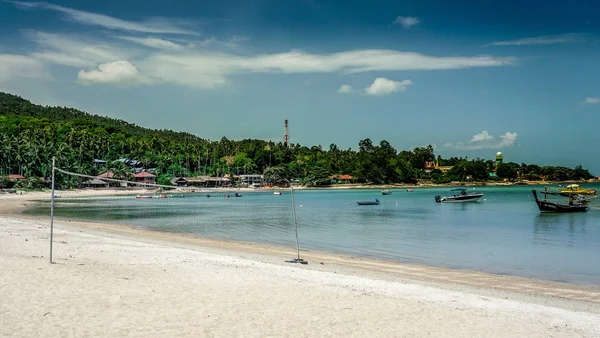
[133,171,156,185]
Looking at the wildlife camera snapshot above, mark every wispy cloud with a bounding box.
[584,97,599,105]
[393,16,420,29]
[26,31,132,67]
[12,29,514,88]
[0,54,47,83]
[365,78,412,96]
[487,33,587,46]
[117,36,184,51]
[444,130,518,150]
[10,1,199,35]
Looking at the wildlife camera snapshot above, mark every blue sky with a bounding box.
[1,0,600,172]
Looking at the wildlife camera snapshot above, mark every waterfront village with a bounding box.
[2,151,597,191]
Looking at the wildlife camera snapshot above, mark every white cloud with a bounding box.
[337,84,354,93]
[365,78,412,96]
[471,130,494,142]
[17,30,513,89]
[10,1,198,35]
[584,97,599,105]
[117,36,184,51]
[393,16,420,29]
[487,33,586,46]
[138,50,512,88]
[0,54,47,83]
[445,130,518,150]
[78,61,152,86]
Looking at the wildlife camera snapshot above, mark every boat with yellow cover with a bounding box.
[560,184,597,196]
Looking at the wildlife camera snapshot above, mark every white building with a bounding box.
[239,175,264,187]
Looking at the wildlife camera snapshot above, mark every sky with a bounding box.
[1,0,600,172]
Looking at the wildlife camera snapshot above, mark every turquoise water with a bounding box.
[25,185,600,285]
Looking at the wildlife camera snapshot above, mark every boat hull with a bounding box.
[435,193,483,203]
[356,201,380,205]
[532,189,588,213]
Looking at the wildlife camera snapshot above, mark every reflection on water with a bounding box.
[24,185,600,285]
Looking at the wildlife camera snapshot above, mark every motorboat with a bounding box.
[381,189,392,195]
[532,189,588,213]
[273,191,282,195]
[406,189,414,192]
[136,195,153,199]
[356,198,381,206]
[559,184,596,196]
[435,188,483,203]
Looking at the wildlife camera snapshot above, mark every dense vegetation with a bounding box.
[0,92,595,189]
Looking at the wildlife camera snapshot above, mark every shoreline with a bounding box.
[2,178,597,196]
[2,192,600,300]
[2,194,600,336]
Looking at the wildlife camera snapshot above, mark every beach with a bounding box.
[1,192,600,337]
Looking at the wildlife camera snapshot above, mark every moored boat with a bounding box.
[559,184,597,197]
[435,188,483,203]
[273,191,282,195]
[381,189,392,195]
[356,198,381,206]
[532,189,588,213]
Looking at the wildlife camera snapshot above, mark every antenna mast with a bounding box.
[283,119,290,147]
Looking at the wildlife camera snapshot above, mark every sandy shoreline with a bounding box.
[2,192,600,337]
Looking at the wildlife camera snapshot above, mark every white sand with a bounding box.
[2,209,600,338]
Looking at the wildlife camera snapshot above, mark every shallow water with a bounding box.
[25,185,600,285]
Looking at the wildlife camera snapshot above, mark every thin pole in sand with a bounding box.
[286,184,307,264]
[49,156,55,264]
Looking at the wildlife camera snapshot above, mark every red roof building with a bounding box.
[133,171,156,184]
[98,171,115,178]
[339,174,353,180]
[8,174,26,180]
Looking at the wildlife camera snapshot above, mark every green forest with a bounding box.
[0,92,595,189]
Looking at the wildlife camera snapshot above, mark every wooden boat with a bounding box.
[559,184,596,196]
[435,188,483,203]
[381,189,392,195]
[356,199,381,206]
[532,189,588,213]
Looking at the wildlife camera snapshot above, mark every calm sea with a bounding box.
[24,185,600,285]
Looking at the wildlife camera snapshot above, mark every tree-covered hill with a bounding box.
[0,92,595,189]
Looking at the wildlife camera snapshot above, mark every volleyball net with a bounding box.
[42,161,304,264]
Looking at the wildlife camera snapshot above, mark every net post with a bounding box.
[286,182,307,264]
[49,156,55,264]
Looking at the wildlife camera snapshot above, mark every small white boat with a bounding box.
[273,191,282,195]
[357,199,381,206]
[435,188,483,203]
[381,189,392,195]
[406,189,414,192]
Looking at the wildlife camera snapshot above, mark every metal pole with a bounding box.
[50,156,55,264]
[288,184,306,264]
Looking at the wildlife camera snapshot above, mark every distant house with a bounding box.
[133,171,156,185]
[83,178,108,188]
[240,174,264,187]
[7,174,25,181]
[424,161,435,173]
[98,171,115,179]
[338,174,353,183]
[171,177,188,186]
